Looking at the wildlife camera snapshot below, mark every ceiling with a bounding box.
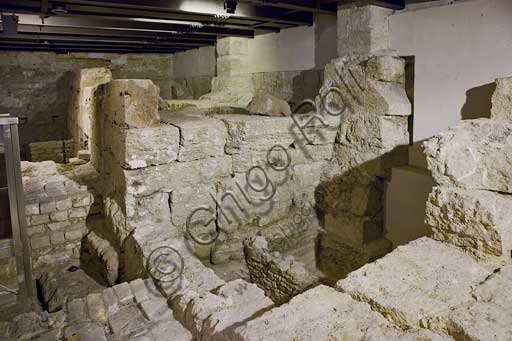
[0,1,416,54]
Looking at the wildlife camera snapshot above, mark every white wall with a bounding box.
[247,14,337,73]
[385,0,512,247]
[390,0,512,164]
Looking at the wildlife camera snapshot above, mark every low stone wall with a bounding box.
[243,236,316,304]
[29,139,74,163]
[22,161,94,276]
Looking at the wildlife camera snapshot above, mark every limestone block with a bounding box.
[161,113,227,162]
[203,279,274,340]
[448,264,512,341]
[247,93,292,117]
[210,75,254,94]
[363,326,452,340]
[424,119,512,193]
[124,155,232,197]
[337,4,392,56]
[101,79,160,128]
[321,59,411,117]
[379,116,409,149]
[118,124,180,169]
[367,55,405,83]
[217,37,248,57]
[224,285,388,340]
[337,237,492,332]
[243,236,316,304]
[170,184,216,232]
[426,186,512,259]
[78,67,112,88]
[217,55,248,76]
[491,76,512,120]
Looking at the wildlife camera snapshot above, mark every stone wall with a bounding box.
[29,139,74,163]
[67,67,112,155]
[424,76,512,262]
[22,161,94,276]
[0,52,173,156]
[243,236,316,304]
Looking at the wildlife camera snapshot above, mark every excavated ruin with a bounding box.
[0,3,511,341]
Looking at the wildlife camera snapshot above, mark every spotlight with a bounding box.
[1,14,18,35]
[224,0,237,14]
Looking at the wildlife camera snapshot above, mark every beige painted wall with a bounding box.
[385,0,512,247]
[248,14,337,73]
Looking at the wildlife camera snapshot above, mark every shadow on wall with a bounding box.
[460,82,495,120]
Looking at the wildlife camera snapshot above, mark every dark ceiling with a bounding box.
[0,0,416,54]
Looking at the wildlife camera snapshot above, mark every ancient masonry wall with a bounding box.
[29,139,74,163]
[68,67,112,155]
[22,161,94,276]
[0,52,173,155]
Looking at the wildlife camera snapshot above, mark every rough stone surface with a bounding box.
[337,4,392,56]
[448,264,512,341]
[247,93,292,117]
[225,285,388,340]
[243,236,317,304]
[424,119,512,193]
[426,186,512,259]
[491,76,512,120]
[337,237,492,332]
[160,111,227,162]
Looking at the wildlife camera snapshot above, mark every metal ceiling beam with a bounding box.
[0,0,312,26]
[0,41,188,51]
[13,24,218,41]
[0,34,211,47]
[10,13,256,37]
[242,0,337,14]
[0,46,183,53]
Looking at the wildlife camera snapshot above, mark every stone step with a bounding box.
[222,285,389,340]
[68,157,87,166]
[337,237,493,333]
[448,264,512,340]
[77,149,91,161]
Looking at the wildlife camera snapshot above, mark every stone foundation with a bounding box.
[29,139,74,163]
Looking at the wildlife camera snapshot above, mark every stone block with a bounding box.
[161,113,227,162]
[448,264,512,340]
[424,119,512,193]
[78,67,112,88]
[491,76,512,120]
[67,298,87,322]
[217,37,248,57]
[247,93,292,117]
[49,231,65,245]
[426,186,512,259]
[170,184,216,232]
[30,234,50,249]
[102,287,120,316]
[113,282,134,306]
[25,203,39,216]
[217,55,248,76]
[122,124,179,168]
[325,211,382,247]
[40,201,56,214]
[48,221,71,231]
[337,237,492,332]
[86,293,107,323]
[139,298,169,322]
[65,229,83,241]
[72,193,92,207]
[367,55,405,83]
[69,207,88,218]
[224,285,387,340]
[55,197,72,210]
[50,210,68,222]
[337,4,392,56]
[124,155,232,197]
[203,279,274,339]
[101,79,160,128]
